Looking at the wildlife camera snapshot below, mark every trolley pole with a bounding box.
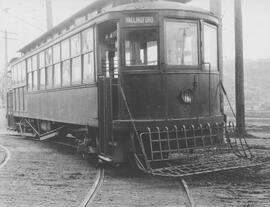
[234,0,245,134]
[210,0,223,115]
[45,0,53,30]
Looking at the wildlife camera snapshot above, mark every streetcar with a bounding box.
[6,0,259,177]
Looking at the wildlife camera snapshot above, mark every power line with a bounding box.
[0,36,17,40]
[1,9,45,32]
[0,31,17,35]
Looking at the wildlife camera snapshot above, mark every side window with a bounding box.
[62,60,70,87]
[46,66,53,89]
[16,88,19,112]
[22,61,26,83]
[71,34,82,84]
[11,67,14,84]
[165,20,198,66]
[18,63,22,83]
[14,65,18,84]
[203,23,218,70]
[82,27,95,83]
[61,39,71,87]
[124,29,158,66]
[61,39,70,61]
[71,34,81,57]
[45,48,53,89]
[39,52,46,90]
[27,58,32,91]
[53,44,61,87]
[32,55,38,91]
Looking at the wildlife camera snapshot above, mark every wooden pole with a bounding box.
[210,0,223,115]
[45,0,53,30]
[4,30,8,75]
[234,0,245,134]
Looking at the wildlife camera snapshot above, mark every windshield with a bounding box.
[165,20,198,66]
[203,23,218,70]
[124,29,158,66]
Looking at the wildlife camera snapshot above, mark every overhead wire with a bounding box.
[1,9,45,32]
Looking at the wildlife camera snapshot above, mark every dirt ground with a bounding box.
[92,123,270,207]
[186,124,270,207]
[1,106,270,207]
[0,109,99,207]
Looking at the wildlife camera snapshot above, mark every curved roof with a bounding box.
[19,0,212,54]
[109,1,210,14]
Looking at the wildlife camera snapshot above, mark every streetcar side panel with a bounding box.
[26,86,98,126]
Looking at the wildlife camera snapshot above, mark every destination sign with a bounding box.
[122,14,157,27]
[125,16,154,24]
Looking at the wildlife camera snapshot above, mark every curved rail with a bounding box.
[180,178,195,207]
[0,145,11,169]
[81,168,104,207]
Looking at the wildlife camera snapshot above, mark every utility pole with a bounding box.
[0,30,17,76]
[45,0,53,30]
[4,30,8,75]
[234,0,245,134]
[0,30,17,106]
[210,0,223,115]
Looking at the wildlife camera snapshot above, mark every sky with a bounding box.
[0,0,270,71]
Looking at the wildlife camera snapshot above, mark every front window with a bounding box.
[165,20,198,66]
[203,23,218,70]
[125,29,158,66]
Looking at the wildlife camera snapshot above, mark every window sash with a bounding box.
[39,52,45,68]
[203,23,218,70]
[33,71,38,91]
[28,73,32,91]
[46,66,53,89]
[53,44,61,63]
[71,57,82,84]
[27,58,32,72]
[32,55,38,70]
[71,34,81,57]
[83,52,95,83]
[61,39,70,60]
[165,20,199,66]
[82,27,94,53]
[62,60,71,87]
[124,29,158,67]
[40,68,46,90]
[45,48,53,66]
[53,63,61,87]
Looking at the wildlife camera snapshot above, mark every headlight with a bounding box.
[180,89,193,104]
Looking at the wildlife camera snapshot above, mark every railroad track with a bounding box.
[6,131,195,206]
[81,168,105,207]
[180,178,195,207]
[0,145,10,169]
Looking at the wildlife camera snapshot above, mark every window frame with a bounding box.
[39,52,46,90]
[122,27,159,71]
[82,27,95,83]
[202,21,219,71]
[164,19,201,70]
[71,33,82,85]
[32,55,38,91]
[53,43,62,88]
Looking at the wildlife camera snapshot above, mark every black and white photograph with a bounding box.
[0,0,269,206]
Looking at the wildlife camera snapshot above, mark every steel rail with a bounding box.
[0,145,11,169]
[180,178,195,207]
[81,168,104,207]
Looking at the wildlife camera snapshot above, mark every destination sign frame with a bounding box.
[121,13,158,27]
